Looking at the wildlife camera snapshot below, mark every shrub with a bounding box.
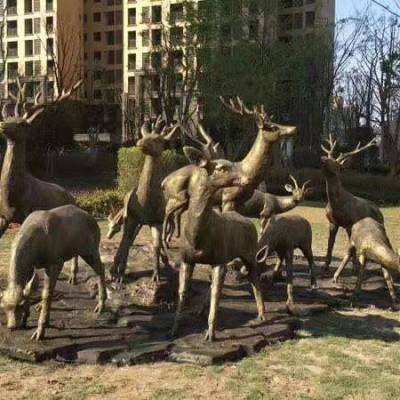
[118,147,187,193]
[76,189,123,217]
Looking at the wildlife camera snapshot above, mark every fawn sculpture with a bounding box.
[1,205,106,341]
[333,217,399,306]
[170,148,266,341]
[321,136,383,274]
[0,78,82,284]
[110,117,180,283]
[256,214,317,308]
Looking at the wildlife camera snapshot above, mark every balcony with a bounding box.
[7,7,17,16]
[7,48,18,58]
[7,28,18,37]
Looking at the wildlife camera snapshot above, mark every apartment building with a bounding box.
[0,0,335,140]
[1,0,83,99]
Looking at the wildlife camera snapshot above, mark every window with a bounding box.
[107,50,115,65]
[141,7,150,23]
[294,13,303,29]
[305,11,315,27]
[34,18,40,34]
[106,11,115,26]
[46,0,53,12]
[94,89,102,100]
[94,32,101,42]
[93,12,101,23]
[107,31,115,45]
[33,0,40,12]
[116,10,123,25]
[170,27,183,45]
[116,30,123,44]
[152,6,161,23]
[7,21,18,37]
[7,0,17,15]
[25,19,33,35]
[116,49,122,64]
[25,0,33,13]
[279,14,292,31]
[128,8,136,25]
[25,40,33,56]
[93,70,102,80]
[141,30,149,47]
[25,61,34,77]
[94,51,102,61]
[128,54,136,70]
[7,62,18,79]
[170,4,183,24]
[46,16,53,32]
[152,29,161,46]
[7,42,18,58]
[128,77,135,94]
[46,38,54,55]
[128,31,136,48]
[47,59,54,74]
[34,60,41,76]
[34,39,41,55]
[143,53,150,68]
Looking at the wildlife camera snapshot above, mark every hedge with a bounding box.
[118,147,188,193]
[76,189,123,217]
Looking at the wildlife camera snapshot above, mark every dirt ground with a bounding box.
[1,202,400,400]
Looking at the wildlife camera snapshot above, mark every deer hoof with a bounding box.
[31,328,45,341]
[204,330,215,342]
[94,303,105,314]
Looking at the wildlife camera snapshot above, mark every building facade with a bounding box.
[0,0,335,141]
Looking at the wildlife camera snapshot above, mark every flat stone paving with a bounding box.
[0,227,395,366]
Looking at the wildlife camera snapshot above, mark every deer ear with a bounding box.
[256,245,269,264]
[284,184,293,193]
[183,146,209,167]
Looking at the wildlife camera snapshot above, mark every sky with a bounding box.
[336,0,393,20]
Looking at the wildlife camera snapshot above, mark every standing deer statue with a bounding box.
[333,217,400,307]
[219,97,297,211]
[1,205,107,341]
[256,214,317,309]
[321,135,383,275]
[110,117,180,283]
[169,147,266,342]
[0,77,82,284]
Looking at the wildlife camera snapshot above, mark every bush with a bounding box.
[118,147,188,193]
[76,189,123,217]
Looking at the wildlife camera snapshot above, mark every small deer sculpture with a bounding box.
[169,147,266,342]
[1,205,106,341]
[256,214,317,309]
[0,77,82,284]
[110,117,179,283]
[321,135,383,274]
[333,217,400,306]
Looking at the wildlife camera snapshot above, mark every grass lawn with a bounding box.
[0,203,400,400]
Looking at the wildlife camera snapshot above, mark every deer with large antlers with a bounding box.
[321,135,384,276]
[219,97,297,211]
[0,77,82,283]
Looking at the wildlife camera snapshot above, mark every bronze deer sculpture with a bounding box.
[110,117,180,283]
[256,214,317,309]
[0,78,82,284]
[333,217,399,307]
[219,97,297,211]
[321,135,384,274]
[169,148,265,341]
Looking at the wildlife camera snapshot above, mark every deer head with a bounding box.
[1,272,37,329]
[284,175,311,203]
[0,77,82,142]
[219,96,297,142]
[136,116,180,157]
[180,116,225,161]
[106,208,124,239]
[321,134,377,177]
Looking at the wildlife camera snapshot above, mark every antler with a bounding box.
[289,175,299,190]
[321,134,338,159]
[219,96,269,128]
[336,138,377,165]
[22,79,83,125]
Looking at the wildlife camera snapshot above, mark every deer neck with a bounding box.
[0,140,28,211]
[9,237,34,288]
[325,172,345,207]
[137,154,162,203]
[184,189,213,248]
[239,130,272,183]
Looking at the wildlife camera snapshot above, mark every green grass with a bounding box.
[1,205,400,399]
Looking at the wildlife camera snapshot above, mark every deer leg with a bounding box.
[31,264,62,341]
[303,247,317,290]
[204,265,225,342]
[68,256,79,285]
[245,261,266,321]
[353,254,366,301]
[332,246,354,284]
[171,262,194,338]
[0,217,9,239]
[111,217,140,283]
[325,223,339,271]
[381,267,398,305]
[285,252,295,309]
[271,257,283,285]
[83,253,107,314]
[150,226,163,282]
